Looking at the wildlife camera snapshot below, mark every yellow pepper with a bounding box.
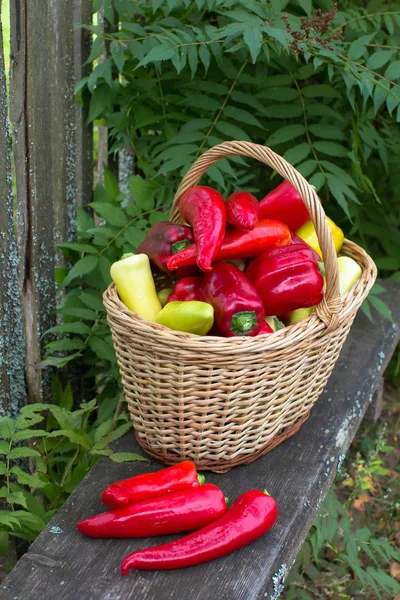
[156,301,214,336]
[286,256,362,325]
[337,256,362,295]
[158,287,173,307]
[110,253,162,320]
[296,216,344,258]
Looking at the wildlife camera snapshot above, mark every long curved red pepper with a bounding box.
[77,484,226,539]
[226,191,259,231]
[101,461,203,509]
[258,181,311,232]
[121,490,278,572]
[179,186,226,272]
[167,220,291,272]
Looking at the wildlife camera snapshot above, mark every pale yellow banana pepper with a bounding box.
[286,256,362,326]
[156,301,214,336]
[110,253,162,320]
[296,216,344,258]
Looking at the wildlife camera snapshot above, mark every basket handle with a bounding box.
[170,140,341,331]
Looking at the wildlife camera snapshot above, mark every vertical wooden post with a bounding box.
[9,0,93,404]
[0,0,27,415]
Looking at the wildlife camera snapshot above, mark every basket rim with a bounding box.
[103,238,377,355]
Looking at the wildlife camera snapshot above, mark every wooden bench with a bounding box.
[1,280,399,600]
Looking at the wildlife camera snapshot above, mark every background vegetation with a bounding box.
[1,0,399,597]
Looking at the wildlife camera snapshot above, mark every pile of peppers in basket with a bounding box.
[110,181,363,337]
[76,461,278,572]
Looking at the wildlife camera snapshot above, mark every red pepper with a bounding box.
[77,484,227,539]
[136,221,197,278]
[167,276,202,303]
[226,191,259,231]
[167,220,291,272]
[198,263,265,337]
[257,320,274,335]
[258,181,310,231]
[101,461,203,509]
[121,489,278,572]
[246,239,324,316]
[179,186,226,272]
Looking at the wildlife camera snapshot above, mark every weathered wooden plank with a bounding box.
[0,0,26,415]
[9,0,93,402]
[1,281,399,600]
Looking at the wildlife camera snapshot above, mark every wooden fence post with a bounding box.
[0,0,27,416]
[8,0,93,404]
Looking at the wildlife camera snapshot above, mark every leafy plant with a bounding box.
[0,379,146,556]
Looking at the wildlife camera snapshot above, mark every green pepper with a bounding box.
[155,301,214,336]
[158,288,174,307]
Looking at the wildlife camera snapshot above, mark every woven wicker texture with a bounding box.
[103,141,377,472]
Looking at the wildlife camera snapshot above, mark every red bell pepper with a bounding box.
[77,484,227,539]
[226,191,259,231]
[136,221,197,278]
[198,263,265,337]
[167,276,202,303]
[121,489,278,572]
[167,220,291,272]
[179,186,226,272]
[258,181,310,231]
[257,319,274,335]
[101,461,203,509]
[246,238,324,316]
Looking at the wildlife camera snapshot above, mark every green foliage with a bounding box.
[284,426,400,599]
[0,381,147,553]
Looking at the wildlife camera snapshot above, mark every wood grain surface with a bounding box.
[1,281,399,600]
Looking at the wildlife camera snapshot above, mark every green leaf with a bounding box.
[366,51,395,70]
[313,141,348,157]
[59,307,98,320]
[128,175,156,211]
[137,45,176,69]
[61,256,99,287]
[283,143,310,165]
[45,338,86,353]
[103,167,120,204]
[12,429,48,442]
[309,173,325,191]
[45,322,93,336]
[308,124,345,141]
[110,40,125,72]
[188,45,198,78]
[297,0,312,15]
[89,202,128,227]
[0,417,16,439]
[215,121,251,141]
[1,491,27,508]
[0,441,10,455]
[302,85,341,99]
[198,44,210,72]
[369,296,393,321]
[0,463,7,475]
[80,292,104,312]
[256,87,298,102]
[88,84,114,123]
[243,27,263,63]
[223,106,263,128]
[7,448,41,460]
[384,60,400,80]
[12,510,46,532]
[0,531,9,556]
[296,159,317,178]
[47,429,92,450]
[88,337,117,363]
[264,104,303,118]
[108,452,149,463]
[327,175,352,219]
[266,124,305,146]
[99,254,113,287]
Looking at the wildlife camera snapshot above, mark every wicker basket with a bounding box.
[103,141,377,473]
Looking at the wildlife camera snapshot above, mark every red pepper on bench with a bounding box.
[198,262,265,337]
[101,461,204,509]
[77,484,227,539]
[121,489,278,572]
